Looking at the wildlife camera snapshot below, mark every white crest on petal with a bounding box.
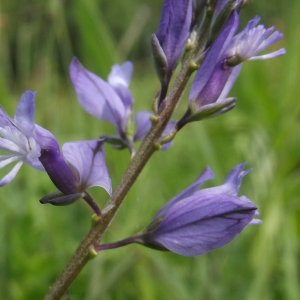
[108,61,133,88]
[0,91,54,186]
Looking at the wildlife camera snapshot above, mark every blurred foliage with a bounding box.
[0,0,300,299]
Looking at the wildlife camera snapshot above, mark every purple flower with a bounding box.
[39,139,111,214]
[70,58,135,143]
[177,11,240,126]
[151,0,192,103]
[70,58,173,152]
[135,163,260,256]
[0,91,58,186]
[178,11,285,126]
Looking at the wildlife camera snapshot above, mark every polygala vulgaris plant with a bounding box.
[0,0,285,299]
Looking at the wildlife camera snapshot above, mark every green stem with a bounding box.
[44,61,194,300]
[95,234,143,251]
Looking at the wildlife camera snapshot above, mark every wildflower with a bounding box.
[96,163,260,256]
[136,163,259,256]
[0,91,58,186]
[178,10,285,126]
[39,139,111,215]
[70,58,173,153]
[178,10,240,126]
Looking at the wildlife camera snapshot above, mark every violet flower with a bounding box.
[177,10,240,127]
[0,91,58,186]
[39,139,111,215]
[151,0,192,104]
[96,163,260,256]
[178,10,285,127]
[136,163,259,256]
[70,58,173,153]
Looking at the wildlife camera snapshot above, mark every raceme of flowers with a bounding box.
[0,0,285,258]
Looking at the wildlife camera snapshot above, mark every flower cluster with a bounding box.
[0,0,285,260]
[182,11,285,125]
[151,1,284,127]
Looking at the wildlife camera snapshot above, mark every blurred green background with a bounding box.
[0,0,299,299]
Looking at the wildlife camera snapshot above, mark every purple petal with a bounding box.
[216,65,241,101]
[39,149,78,195]
[149,194,256,256]
[14,91,36,137]
[156,0,192,72]
[223,162,252,195]
[192,162,251,198]
[108,61,134,112]
[189,10,239,100]
[193,61,233,106]
[153,167,214,219]
[256,31,284,52]
[0,106,15,128]
[62,139,112,195]
[34,125,60,152]
[70,57,126,129]
[134,111,152,142]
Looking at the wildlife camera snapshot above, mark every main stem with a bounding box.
[44,62,193,300]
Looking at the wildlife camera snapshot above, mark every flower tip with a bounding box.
[241,167,253,178]
[70,57,83,75]
[250,219,262,225]
[24,90,37,97]
[254,15,261,22]
[224,162,248,181]
[20,90,37,107]
[71,56,80,64]
[203,166,214,180]
[279,48,286,55]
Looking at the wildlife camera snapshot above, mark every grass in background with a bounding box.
[0,0,299,299]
